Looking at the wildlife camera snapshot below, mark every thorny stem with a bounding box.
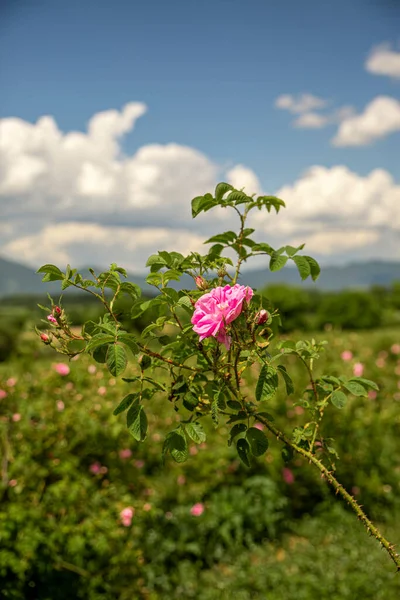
[255,413,400,572]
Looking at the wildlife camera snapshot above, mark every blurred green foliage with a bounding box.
[0,326,399,598]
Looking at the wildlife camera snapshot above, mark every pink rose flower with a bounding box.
[89,462,101,474]
[54,363,70,376]
[255,309,268,325]
[119,448,132,460]
[12,413,21,422]
[191,284,253,350]
[341,350,353,361]
[190,502,205,517]
[282,467,295,485]
[353,362,364,377]
[47,315,57,324]
[0,389,8,400]
[120,507,134,526]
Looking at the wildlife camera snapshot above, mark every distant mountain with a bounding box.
[1,255,399,299]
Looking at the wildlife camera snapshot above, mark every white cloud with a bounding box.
[226,165,261,195]
[2,223,205,273]
[251,165,400,259]
[293,112,330,129]
[275,93,327,114]
[365,43,400,79]
[332,96,400,146]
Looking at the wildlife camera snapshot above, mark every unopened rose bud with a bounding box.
[195,276,209,291]
[40,333,50,343]
[255,309,269,325]
[54,306,62,315]
[217,267,227,278]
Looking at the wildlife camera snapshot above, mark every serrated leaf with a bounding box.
[277,365,294,395]
[331,390,347,409]
[215,182,234,202]
[227,400,242,411]
[93,344,108,364]
[228,423,247,446]
[343,381,368,397]
[127,402,148,441]
[292,256,311,280]
[113,393,137,416]
[204,231,237,244]
[246,427,269,457]
[186,422,207,444]
[353,377,379,391]
[304,256,321,281]
[37,264,65,281]
[226,190,252,205]
[119,281,141,299]
[256,365,278,401]
[106,344,127,377]
[285,244,305,257]
[269,253,288,272]
[252,242,275,255]
[86,333,115,353]
[237,438,251,467]
[117,333,139,356]
[163,430,188,463]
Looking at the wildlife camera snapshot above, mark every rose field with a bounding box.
[1,316,400,599]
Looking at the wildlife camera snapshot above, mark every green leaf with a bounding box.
[106,344,127,377]
[191,193,215,218]
[204,231,237,244]
[86,333,115,353]
[269,253,288,272]
[256,365,278,401]
[246,427,269,457]
[353,377,379,391]
[277,365,294,395]
[285,244,305,257]
[93,345,108,364]
[139,355,152,370]
[163,430,188,463]
[228,423,247,446]
[331,390,347,409]
[252,242,274,255]
[292,256,311,280]
[119,281,141,300]
[37,264,65,281]
[186,422,207,444]
[343,381,368,397]
[113,393,137,416]
[227,400,242,411]
[118,333,139,356]
[236,438,251,467]
[215,182,233,202]
[226,190,252,205]
[282,445,294,463]
[127,402,148,441]
[304,256,321,281]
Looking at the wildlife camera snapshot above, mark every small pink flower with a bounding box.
[368,390,377,400]
[294,406,304,415]
[177,475,186,485]
[6,378,17,387]
[9,479,17,487]
[54,306,62,315]
[119,449,132,460]
[391,344,400,355]
[134,460,145,469]
[375,358,385,368]
[0,389,8,400]
[189,446,198,456]
[120,507,134,527]
[282,468,295,485]
[57,401,65,411]
[12,413,21,422]
[190,502,205,517]
[143,503,152,511]
[191,284,253,350]
[54,363,70,376]
[88,365,97,374]
[254,423,264,431]
[40,333,50,343]
[89,462,101,474]
[47,315,57,324]
[97,386,107,396]
[353,362,364,377]
[341,350,353,361]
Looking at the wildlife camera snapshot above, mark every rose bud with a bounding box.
[194,276,209,291]
[54,306,62,315]
[255,309,269,325]
[40,333,50,343]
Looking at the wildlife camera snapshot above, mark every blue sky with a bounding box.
[0,0,399,270]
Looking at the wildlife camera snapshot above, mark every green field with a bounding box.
[1,325,400,599]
